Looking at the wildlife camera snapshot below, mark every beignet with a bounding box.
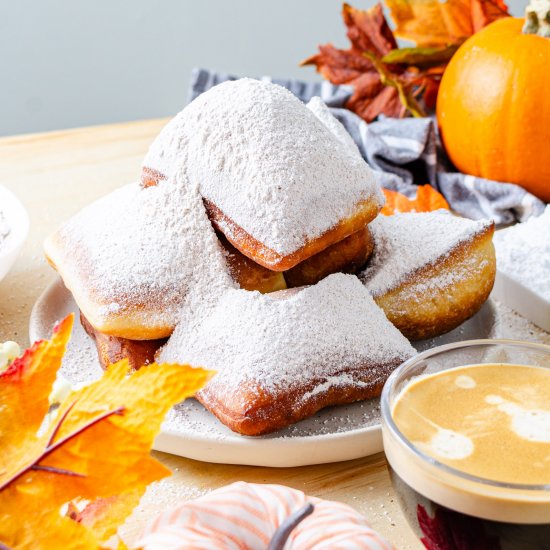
[284,226,374,288]
[80,313,166,372]
[142,79,384,270]
[218,233,286,294]
[360,211,496,340]
[157,274,415,436]
[44,180,235,340]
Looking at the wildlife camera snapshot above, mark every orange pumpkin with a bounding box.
[437,17,550,202]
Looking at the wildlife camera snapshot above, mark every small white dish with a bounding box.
[0,186,30,284]
[491,269,550,333]
[30,277,496,467]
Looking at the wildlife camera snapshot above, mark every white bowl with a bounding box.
[0,186,30,284]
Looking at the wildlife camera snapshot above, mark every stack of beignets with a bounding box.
[45,78,497,436]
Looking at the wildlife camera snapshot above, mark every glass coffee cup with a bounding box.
[381,340,550,550]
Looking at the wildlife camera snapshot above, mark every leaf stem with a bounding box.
[31,464,85,477]
[523,0,550,37]
[0,407,125,492]
[363,51,427,118]
[46,399,77,447]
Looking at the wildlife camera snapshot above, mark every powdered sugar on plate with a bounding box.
[360,211,493,296]
[494,206,550,302]
[159,273,415,402]
[162,396,382,441]
[143,78,383,255]
[44,177,235,330]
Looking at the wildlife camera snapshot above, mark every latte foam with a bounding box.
[392,364,550,485]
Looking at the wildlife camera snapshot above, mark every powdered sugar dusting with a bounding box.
[159,273,415,401]
[143,79,383,255]
[396,256,491,306]
[494,206,550,302]
[45,177,235,330]
[361,211,492,296]
[306,96,361,156]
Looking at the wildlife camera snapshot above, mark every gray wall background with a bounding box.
[1,0,524,137]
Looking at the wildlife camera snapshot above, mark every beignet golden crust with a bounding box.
[218,234,286,294]
[204,198,380,271]
[361,212,496,341]
[157,274,416,436]
[284,226,375,288]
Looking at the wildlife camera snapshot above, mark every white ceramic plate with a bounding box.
[30,278,496,467]
[0,186,30,283]
[491,270,550,333]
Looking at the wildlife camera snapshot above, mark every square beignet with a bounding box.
[142,79,384,271]
[360,211,496,340]
[44,179,235,340]
[157,273,415,436]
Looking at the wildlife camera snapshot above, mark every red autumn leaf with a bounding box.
[342,1,397,54]
[471,0,510,32]
[302,1,510,122]
[302,3,410,121]
[417,504,502,550]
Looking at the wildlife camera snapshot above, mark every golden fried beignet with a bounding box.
[142,79,383,270]
[218,234,286,293]
[44,181,235,340]
[157,274,415,436]
[360,212,496,341]
[81,314,166,371]
[284,226,374,288]
[204,198,380,272]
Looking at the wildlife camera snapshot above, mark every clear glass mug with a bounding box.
[380,340,550,550]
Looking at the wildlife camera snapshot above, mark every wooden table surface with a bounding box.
[1,120,548,549]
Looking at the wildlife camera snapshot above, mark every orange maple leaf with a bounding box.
[381,185,450,215]
[386,0,510,47]
[0,315,213,549]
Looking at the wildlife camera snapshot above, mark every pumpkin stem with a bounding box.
[523,0,550,37]
[267,502,315,550]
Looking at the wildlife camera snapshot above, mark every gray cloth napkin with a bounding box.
[188,68,545,224]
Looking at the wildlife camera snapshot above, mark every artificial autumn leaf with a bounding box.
[68,491,142,544]
[302,1,510,121]
[363,51,426,117]
[417,504,502,550]
[381,185,450,215]
[302,3,409,121]
[0,315,213,549]
[386,0,509,47]
[381,45,460,69]
[0,315,72,462]
[342,1,397,55]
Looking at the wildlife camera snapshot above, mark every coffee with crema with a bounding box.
[392,363,550,485]
[382,345,550,549]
